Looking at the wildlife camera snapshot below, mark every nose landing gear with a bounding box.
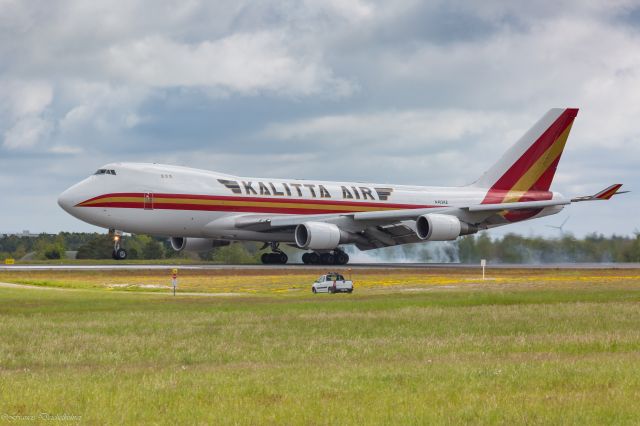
[110,230,128,260]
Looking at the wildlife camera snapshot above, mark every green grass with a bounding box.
[1,279,640,424]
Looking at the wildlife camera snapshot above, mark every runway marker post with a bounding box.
[171,268,178,295]
[480,259,486,280]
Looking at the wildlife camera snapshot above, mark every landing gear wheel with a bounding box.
[114,248,127,260]
[320,253,335,265]
[308,252,320,264]
[261,252,288,264]
[302,253,310,264]
[335,251,349,265]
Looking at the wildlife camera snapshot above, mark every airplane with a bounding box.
[58,108,627,265]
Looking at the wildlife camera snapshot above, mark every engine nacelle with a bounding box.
[416,214,462,241]
[295,222,346,250]
[170,237,230,252]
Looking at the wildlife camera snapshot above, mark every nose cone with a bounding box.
[57,187,76,213]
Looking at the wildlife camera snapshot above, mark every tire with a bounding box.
[302,253,310,264]
[347,289,353,293]
[278,253,288,264]
[336,252,349,265]
[328,287,335,294]
[308,252,320,264]
[261,253,270,264]
[312,287,317,294]
[320,253,335,265]
[115,248,127,260]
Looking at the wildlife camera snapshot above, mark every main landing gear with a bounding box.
[302,249,349,265]
[260,242,288,265]
[110,230,127,260]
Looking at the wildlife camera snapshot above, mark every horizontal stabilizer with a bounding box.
[571,184,628,202]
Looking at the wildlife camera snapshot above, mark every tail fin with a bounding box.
[473,108,578,204]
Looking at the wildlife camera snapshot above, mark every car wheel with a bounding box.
[312,287,317,294]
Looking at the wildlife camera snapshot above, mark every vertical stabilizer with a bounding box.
[472,108,578,204]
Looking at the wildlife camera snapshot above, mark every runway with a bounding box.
[2,262,640,271]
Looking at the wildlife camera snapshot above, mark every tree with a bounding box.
[76,235,113,259]
[141,239,164,259]
[210,243,259,264]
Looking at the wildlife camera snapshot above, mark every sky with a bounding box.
[1,0,639,238]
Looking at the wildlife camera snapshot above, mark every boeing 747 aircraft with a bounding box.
[58,108,625,264]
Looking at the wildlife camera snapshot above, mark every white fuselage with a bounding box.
[58,162,563,241]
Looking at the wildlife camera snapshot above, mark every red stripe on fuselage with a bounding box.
[77,193,439,214]
[77,192,432,210]
[80,201,426,215]
[480,190,553,205]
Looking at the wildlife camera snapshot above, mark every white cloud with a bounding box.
[106,32,353,96]
[0,80,53,118]
[263,109,517,151]
[1,0,639,236]
[3,115,52,150]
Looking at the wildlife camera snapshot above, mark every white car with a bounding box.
[312,273,353,294]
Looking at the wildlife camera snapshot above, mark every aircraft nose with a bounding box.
[58,186,78,213]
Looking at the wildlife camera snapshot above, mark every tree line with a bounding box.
[1,232,639,263]
[0,232,262,263]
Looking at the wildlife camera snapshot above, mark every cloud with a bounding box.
[0,80,54,150]
[0,0,639,237]
[263,109,514,151]
[3,116,52,150]
[106,32,353,96]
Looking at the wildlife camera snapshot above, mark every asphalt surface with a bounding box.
[1,263,640,271]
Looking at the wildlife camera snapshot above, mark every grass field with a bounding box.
[1,268,640,424]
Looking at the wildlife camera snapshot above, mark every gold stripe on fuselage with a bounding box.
[80,196,406,212]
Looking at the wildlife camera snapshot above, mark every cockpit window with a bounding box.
[94,169,116,175]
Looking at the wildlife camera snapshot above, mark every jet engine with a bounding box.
[170,237,230,252]
[416,214,477,241]
[295,222,349,250]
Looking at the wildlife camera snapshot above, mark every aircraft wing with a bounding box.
[230,197,570,229]
[208,187,623,250]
